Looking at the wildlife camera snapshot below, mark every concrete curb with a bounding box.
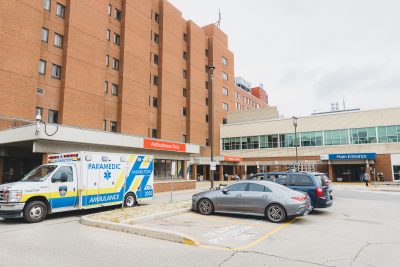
[120,208,191,224]
[80,209,199,246]
[370,188,400,192]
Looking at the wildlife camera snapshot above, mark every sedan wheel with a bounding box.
[198,199,214,215]
[266,204,286,223]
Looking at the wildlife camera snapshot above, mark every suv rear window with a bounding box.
[291,174,314,186]
[275,174,287,185]
[314,174,326,186]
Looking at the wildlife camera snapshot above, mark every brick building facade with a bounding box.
[0,0,268,186]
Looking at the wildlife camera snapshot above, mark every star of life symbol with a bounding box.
[104,170,112,180]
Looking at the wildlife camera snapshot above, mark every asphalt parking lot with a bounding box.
[1,186,400,266]
[140,212,298,251]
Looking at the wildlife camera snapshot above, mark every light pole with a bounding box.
[292,116,298,171]
[208,65,215,188]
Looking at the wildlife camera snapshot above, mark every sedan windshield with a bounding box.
[20,165,58,182]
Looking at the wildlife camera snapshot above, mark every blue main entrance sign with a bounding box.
[324,153,376,160]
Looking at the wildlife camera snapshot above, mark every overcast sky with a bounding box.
[169,0,400,117]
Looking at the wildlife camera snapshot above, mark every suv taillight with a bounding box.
[316,187,324,197]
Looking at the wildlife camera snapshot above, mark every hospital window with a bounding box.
[378,126,400,143]
[154,160,184,180]
[350,127,376,144]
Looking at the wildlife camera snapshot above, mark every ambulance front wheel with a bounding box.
[123,193,137,208]
[23,201,48,223]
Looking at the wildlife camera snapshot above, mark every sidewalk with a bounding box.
[333,182,400,192]
[80,200,198,246]
[80,181,236,245]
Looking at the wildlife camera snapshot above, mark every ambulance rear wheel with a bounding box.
[123,193,137,208]
[23,201,48,223]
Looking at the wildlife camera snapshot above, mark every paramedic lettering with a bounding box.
[88,163,121,170]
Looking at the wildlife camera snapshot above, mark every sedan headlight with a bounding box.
[7,190,23,202]
[192,194,198,201]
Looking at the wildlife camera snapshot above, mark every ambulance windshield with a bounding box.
[20,165,58,182]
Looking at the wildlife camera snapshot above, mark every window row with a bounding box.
[38,60,61,79]
[103,120,117,132]
[43,0,65,18]
[150,31,159,44]
[222,126,400,151]
[107,4,121,21]
[104,81,119,96]
[239,96,260,109]
[41,28,63,48]
[105,56,120,70]
[106,30,120,45]
[35,107,59,123]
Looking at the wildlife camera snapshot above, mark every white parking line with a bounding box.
[202,225,258,244]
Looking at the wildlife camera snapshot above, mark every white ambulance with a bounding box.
[0,152,154,223]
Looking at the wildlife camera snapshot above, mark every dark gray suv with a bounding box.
[248,172,333,209]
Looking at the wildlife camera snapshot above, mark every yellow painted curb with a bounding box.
[183,238,198,246]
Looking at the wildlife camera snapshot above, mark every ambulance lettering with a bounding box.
[88,163,121,170]
[88,194,120,204]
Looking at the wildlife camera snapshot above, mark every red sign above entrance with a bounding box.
[143,139,186,152]
[224,156,243,162]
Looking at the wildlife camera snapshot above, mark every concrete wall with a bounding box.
[154,180,196,193]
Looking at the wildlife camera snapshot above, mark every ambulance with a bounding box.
[0,152,154,223]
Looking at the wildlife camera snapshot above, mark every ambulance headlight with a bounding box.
[8,190,23,202]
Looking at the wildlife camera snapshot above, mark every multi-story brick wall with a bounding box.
[233,86,269,111]
[0,0,268,159]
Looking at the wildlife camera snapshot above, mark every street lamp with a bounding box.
[208,65,216,188]
[292,116,299,171]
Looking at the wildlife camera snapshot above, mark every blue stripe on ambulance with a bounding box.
[50,196,78,209]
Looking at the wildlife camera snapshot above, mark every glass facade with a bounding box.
[350,127,376,144]
[279,133,295,147]
[378,126,400,143]
[223,137,241,151]
[260,135,279,148]
[222,125,400,151]
[241,136,259,149]
[300,131,323,147]
[325,129,348,145]
[154,159,184,180]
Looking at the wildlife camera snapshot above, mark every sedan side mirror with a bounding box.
[222,188,229,194]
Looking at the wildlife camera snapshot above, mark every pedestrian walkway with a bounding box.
[333,182,400,192]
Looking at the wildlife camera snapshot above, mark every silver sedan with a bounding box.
[192,180,312,223]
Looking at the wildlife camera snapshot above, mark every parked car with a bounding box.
[192,180,312,223]
[248,172,333,209]
[311,172,332,193]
